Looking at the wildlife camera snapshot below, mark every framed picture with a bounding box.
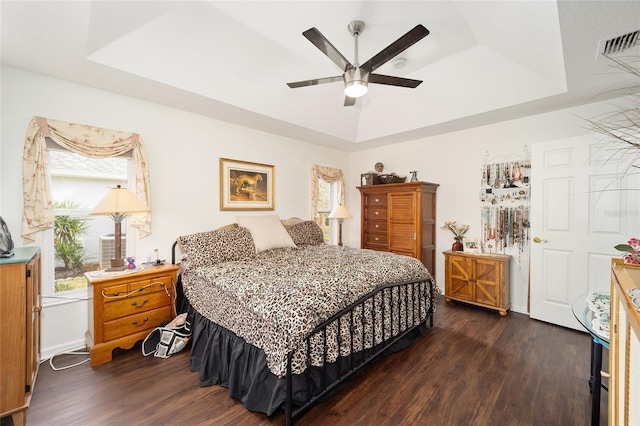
[220,158,275,210]
[463,238,481,254]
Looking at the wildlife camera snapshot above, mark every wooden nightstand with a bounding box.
[85,263,179,367]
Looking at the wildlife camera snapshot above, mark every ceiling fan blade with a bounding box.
[360,24,429,73]
[344,96,356,107]
[303,27,353,72]
[369,74,423,88]
[287,75,344,88]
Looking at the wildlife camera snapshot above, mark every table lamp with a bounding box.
[90,185,150,271]
[328,204,352,247]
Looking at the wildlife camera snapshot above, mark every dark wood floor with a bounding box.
[13,299,608,425]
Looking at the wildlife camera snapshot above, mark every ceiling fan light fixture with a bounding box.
[344,80,368,98]
[344,67,369,98]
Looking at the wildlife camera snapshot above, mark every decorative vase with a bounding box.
[452,238,464,251]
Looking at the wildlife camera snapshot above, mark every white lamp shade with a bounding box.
[90,185,149,217]
[329,204,353,220]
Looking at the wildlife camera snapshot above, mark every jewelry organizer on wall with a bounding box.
[480,147,531,256]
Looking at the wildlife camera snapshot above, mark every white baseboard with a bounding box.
[41,340,87,361]
[510,304,529,315]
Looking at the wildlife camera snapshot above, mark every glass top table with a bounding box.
[571,293,610,426]
[572,294,610,348]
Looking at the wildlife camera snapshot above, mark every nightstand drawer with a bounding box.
[103,291,172,322]
[102,284,129,298]
[103,306,172,341]
[127,275,172,295]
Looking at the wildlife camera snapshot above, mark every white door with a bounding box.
[530,137,639,329]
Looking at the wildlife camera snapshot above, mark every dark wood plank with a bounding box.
[10,299,607,425]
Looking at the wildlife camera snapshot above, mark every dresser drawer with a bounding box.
[102,306,172,341]
[364,194,387,207]
[364,243,388,252]
[365,207,387,220]
[365,220,387,233]
[103,290,172,322]
[364,232,388,246]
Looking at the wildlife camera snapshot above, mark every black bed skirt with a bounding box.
[177,278,427,417]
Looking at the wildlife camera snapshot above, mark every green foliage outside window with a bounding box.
[54,200,90,291]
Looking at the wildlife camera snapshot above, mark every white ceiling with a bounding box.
[2,1,639,152]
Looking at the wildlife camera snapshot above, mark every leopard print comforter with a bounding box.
[181,244,439,377]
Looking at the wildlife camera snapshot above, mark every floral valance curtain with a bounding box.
[22,116,152,244]
[311,165,345,221]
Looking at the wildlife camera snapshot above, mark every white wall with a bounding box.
[1,65,348,359]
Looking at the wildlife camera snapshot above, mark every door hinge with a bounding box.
[413,232,416,240]
[26,269,31,278]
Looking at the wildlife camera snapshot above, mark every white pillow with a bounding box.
[237,215,296,253]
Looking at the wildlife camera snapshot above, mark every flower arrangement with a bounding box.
[615,238,640,265]
[441,221,470,241]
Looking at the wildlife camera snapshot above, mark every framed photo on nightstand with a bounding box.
[463,238,481,254]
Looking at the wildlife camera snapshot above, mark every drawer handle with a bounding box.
[102,290,124,298]
[374,211,379,215]
[132,317,149,327]
[374,198,380,202]
[132,299,149,308]
[374,224,379,228]
[374,237,379,241]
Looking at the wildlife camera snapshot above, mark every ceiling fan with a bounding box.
[287,21,430,106]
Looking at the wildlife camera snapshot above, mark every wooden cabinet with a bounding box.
[609,259,640,426]
[85,263,179,367]
[358,182,439,274]
[443,250,510,316]
[0,247,41,426]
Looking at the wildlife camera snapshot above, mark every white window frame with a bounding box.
[43,150,136,304]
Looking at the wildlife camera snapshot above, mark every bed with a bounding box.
[172,216,440,425]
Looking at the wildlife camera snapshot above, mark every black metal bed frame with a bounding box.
[171,242,436,426]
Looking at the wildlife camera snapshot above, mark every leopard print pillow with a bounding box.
[177,227,255,268]
[287,220,326,246]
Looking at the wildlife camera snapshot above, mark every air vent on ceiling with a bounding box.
[598,30,639,57]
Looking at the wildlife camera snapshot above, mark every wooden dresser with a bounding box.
[443,250,511,316]
[85,263,179,367]
[357,182,439,275]
[0,247,41,426]
[609,259,640,425]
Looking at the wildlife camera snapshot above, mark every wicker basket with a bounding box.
[377,174,406,184]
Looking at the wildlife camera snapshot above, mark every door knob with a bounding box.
[533,237,548,243]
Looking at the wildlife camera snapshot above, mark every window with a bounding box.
[314,179,337,242]
[311,166,345,245]
[22,117,152,303]
[48,149,129,297]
